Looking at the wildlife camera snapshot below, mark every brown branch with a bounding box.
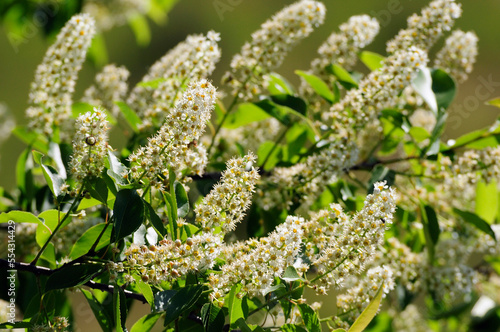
[0,259,147,303]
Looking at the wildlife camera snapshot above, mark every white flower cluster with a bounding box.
[392,305,431,332]
[302,15,379,114]
[224,0,326,101]
[83,0,149,31]
[209,216,304,302]
[128,80,216,189]
[451,147,500,187]
[386,0,462,54]
[258,137,358,211]
[335,266,395,325]
[311,15,380,74]
[32,316,70,332]
[82,64,130,117]
[384,238,424,292]
[303,182,397,295]
[127,31,221,128]
[120,234,222,283]
[324,46,429,133]
[434,30,479,83]
[26,14,95,138]
[69,108,111,187]
[195,154,259,233]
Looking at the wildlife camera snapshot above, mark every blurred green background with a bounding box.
[1,0,500,190]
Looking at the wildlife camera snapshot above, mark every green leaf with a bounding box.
[262,283,286,296]
[0,210,40,224]
[88,33,108,67]
[154,285,204,326]
[144,200,167,237]
[201,303,225,332]
[85,177,109,205]
[41,164,65,199]
[412,67,438,112]
[223,103,271,129]
[257,141,282,171]
[431,69,456,110]
[135,278,154,307]
[235,318,253,332]
[267,72,295,95]
[112,189,145,241]
[282,266,302,283]
[282,325,308,332]
[115,101,142,133]
[453,208,497,241]
[476,180,498,223]
[228,284,248,329]
[69,223,112,259]
[326,64,359,89]
[420,203,440,263]
[174,181,189,218]
[486,97,500,109]
[409,126,431,143]
[45,264,102,292]
[48,142,67,179]
[137,78,167,89]
[107,150,129,186]
[298,304,321,332]
[253,99,294,127]
[12,126,48,153]
[359,51,386,71]
[35,210,61,248]
[348,282,385,332]
[368,165,396,194]
[128,14,151,46]
[271,94,307,116]
[296,70,334,103]
[81,289,113,331]
[113,284,127,332]
[131,313,162,332]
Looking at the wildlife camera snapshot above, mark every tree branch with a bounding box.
[0,259,147,303]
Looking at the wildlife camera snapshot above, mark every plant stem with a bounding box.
[31,185,85,265]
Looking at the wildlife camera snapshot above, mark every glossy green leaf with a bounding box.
[135,278,154,307]
[431,69,456,110]
[35,210,61,247]
[154,285,204,326]
[282,266,302,282]
[409,126,431,143]
[298,304,321,332]
[174,181,189,218]
[112,189,145,241]
[85,177,109,205]
[326,64,359,89]
[201,303,225,332]
[476,180,498,223]
[453,208,497,241]
[359,51,385,71]
[420,203,440,263]
[296,70,334,103]
[115,101,142,133]
[271,94,307,116]
[137,78,167,89]
[113,284,127,332]
[81,289,113,331]
[257,141,282,170]
[412,67,438,112]
[144,200,167,237]
[228,284,248,329]
[267,72,295,95]
[223,103,271,129]
[263,283,286,296]
[0,210,40,224]
[45,264,102,292]
[48,142,67,179]
[131,313,162,332]
[41,164,65,199]
[107,150,129,186]
[348,282,385,332]
[69,223,112,259]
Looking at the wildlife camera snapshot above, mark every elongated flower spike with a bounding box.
[26,13,95,139]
